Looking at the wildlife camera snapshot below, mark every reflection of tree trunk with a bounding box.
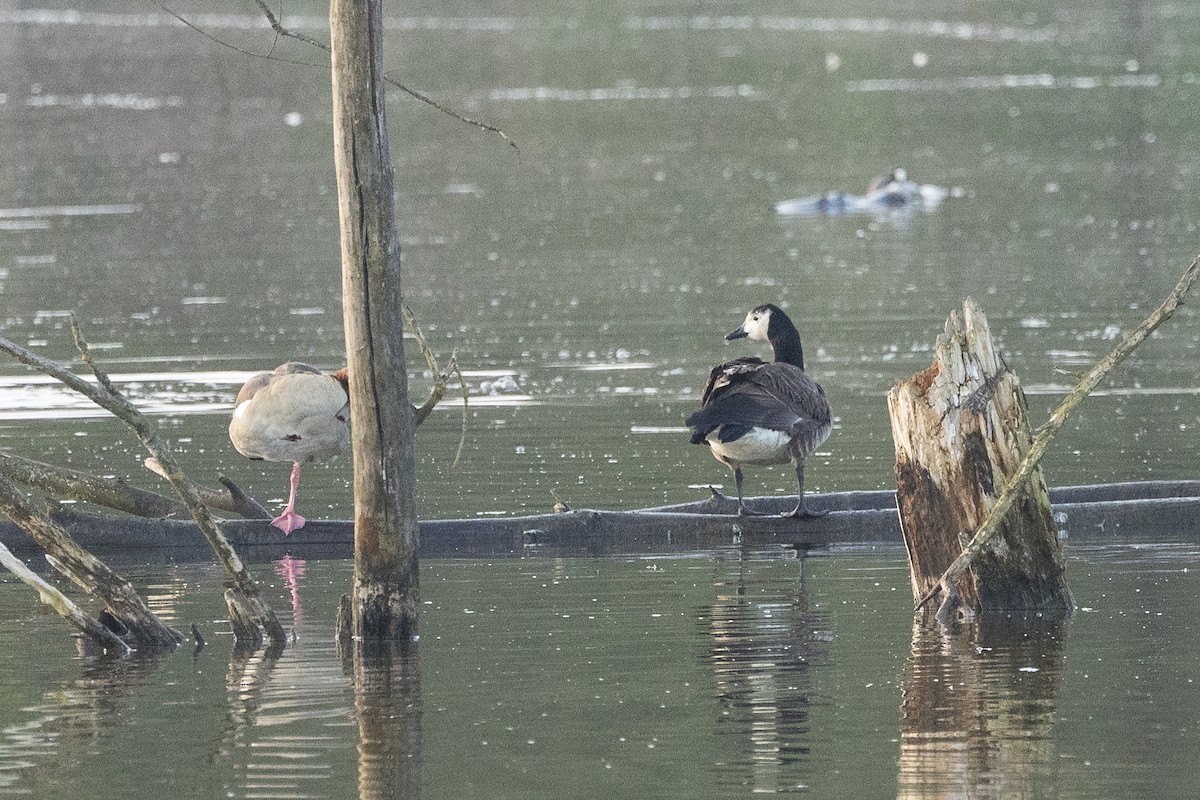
[349,643,422,800]
[898,616,1067,799]
[707,548,826,793]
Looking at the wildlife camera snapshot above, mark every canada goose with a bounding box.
[773,167,948,216]
[229,363,350,534]
[685,304,832,518]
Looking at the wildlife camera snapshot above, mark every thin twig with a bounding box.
[149,0,518,149]
[402,305,470,465]
[152,0,321,66]
[450,352,469,467]
[915,252,1200,611]
[71,321,118,395]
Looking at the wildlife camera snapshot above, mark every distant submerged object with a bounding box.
[773,168,949,217]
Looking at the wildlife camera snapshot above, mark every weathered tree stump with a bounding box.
[331,0,420,642]
[887,298,1073,619]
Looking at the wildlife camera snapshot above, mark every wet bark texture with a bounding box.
[888,298,1073,617]
[331,0,420,641]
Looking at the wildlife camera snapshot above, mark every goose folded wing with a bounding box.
[699,356,768,405]
[691,386,804,432]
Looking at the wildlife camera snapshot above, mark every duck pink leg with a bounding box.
[271,461,307,535]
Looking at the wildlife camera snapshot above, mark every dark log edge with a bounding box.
[1,480,1196,564]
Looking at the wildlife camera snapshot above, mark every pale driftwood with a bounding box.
[0,540,130,656]
[0,471,181,648]
[0,452,186,518]
[889,298,1072,620]
[0,328,285,647]
[143,458,270,518]
[913,254,1200,615]
[0,452,270,520]
[331,0,420,642]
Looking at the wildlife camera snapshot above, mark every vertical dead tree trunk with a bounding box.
[330,0,420,641]
[888,298,1073,620]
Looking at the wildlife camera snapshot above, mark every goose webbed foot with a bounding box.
[781,501,827,519]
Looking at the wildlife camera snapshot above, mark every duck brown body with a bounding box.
[229,362,350,534]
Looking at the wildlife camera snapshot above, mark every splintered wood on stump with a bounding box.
[887,298,1072,619]
[331,0,419,642]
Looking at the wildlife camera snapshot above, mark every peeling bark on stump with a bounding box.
[888,298,1072,617]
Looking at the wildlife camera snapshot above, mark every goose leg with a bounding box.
[271,461,308,535]
[782,461,827,519]
[733,467,766,517]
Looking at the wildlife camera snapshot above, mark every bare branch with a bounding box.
[0,470,181,649]
[402,306,469,464]
[144,457,272,519]
[0,541,130,656]
[0,332,286,646]
[150,0,518,149]
[150,0,322,67]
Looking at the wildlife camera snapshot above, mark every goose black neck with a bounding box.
[771,334,805,370]
[768,314,806,370]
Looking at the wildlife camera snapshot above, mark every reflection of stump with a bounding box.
[888,299,1072,616]
[898,616,1066,799]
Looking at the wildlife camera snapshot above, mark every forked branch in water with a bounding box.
[403,304,469,465]
[0,323,286,648]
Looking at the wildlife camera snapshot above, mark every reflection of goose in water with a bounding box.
[706,548,828,792]
[773,168,949,216]
[274,555,307,627]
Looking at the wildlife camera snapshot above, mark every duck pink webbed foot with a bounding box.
[271,509,306,535]
[270,461,307,535]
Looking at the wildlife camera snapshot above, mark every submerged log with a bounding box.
[2,481,1196,562]
[888,299,1073,619]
